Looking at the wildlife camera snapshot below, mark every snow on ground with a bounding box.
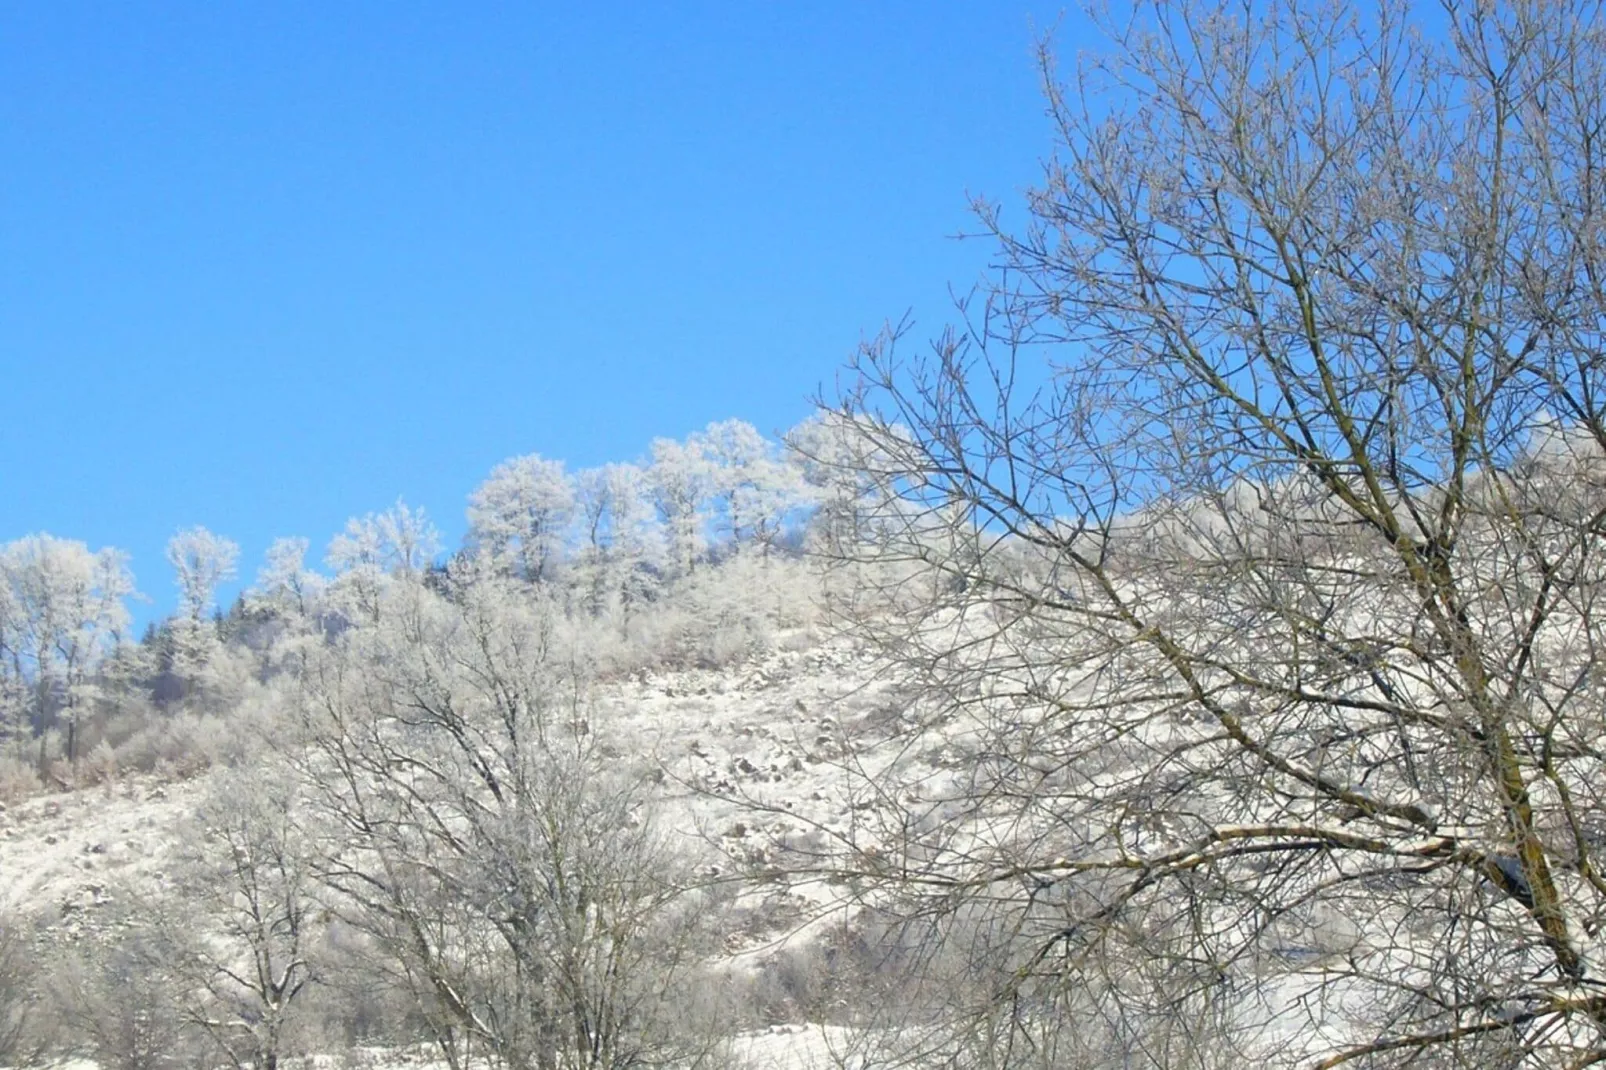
[0,634,901,931]
[0,631,919,1020]
[0,632,1431,1068]
[589,635,918,946]
[732,1024,865,1070]
[295,1027,864,1070]
[0,634,931,1068]
[0,774,204,930]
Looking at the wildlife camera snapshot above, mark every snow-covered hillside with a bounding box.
[0,623,928,1069]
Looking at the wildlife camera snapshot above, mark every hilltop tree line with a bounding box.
[0,416,872,769]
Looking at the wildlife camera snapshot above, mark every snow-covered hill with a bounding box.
[0,626,932,1069]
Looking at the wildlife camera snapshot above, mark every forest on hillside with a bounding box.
[0,414,852,787]
[10,1,1606,1067]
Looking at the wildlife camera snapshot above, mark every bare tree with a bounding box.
[0,912,46,1067]
[817,1,1606,1065]
[155,767,318,1070]
[289,571,728,1070]
[57,931,192,1070]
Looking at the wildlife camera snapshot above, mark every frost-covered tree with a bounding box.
[59,928,193,1070]
[0,570,21,734]
[292,573,723,1070]
[167,527,239,628]
[249,537,324,626]
[325,500,439,624]
[647,435,716,577]
[699,419,808,554]
[167,526,236,640]
[574,462,660,616]
[0,535,134,747]
[467,453,574,583]
[785,412,905,556]
[164,526,240,685]
[819,2,1606,1064]
[160,767,317,1070]
[327,499,438,578]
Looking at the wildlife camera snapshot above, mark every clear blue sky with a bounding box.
[0,2,1079,621]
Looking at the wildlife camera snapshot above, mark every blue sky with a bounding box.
[0,2,1079,621]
